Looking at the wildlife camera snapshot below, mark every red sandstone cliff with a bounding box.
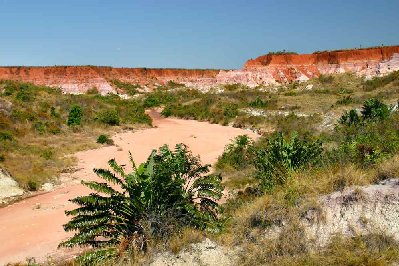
[0,66,219,94]
[1,46,399,93]
[217,46,399,86]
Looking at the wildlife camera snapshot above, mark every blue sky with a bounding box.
[0,0,398,69]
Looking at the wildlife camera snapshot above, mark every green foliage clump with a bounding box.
[97,109,120,125]
[361,98,390,120]
[216,135,254,171]
[339,98,390,126]
[249,97,268,108]
[60,144,223,265]
[336,95,353,105]
[67,105,83,126]
[253,133,323,191]
[0,131,13,141]
[96,134,114,145]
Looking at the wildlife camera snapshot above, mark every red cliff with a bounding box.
[1,46,399,92]
[0,66,220,94]
[217,46,399,86]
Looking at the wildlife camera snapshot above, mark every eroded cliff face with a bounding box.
[0,46,399,93]
[0,66,219,94]
[217,46,399,87]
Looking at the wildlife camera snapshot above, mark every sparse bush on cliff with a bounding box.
[111,80,140,96]
[60,144,223,265]
[67,105,83,126]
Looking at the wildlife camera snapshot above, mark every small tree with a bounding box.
[67,105,83,126]
[59,144,223,265]
[97,109,120,125]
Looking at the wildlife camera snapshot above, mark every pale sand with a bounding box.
[0,112,258,264]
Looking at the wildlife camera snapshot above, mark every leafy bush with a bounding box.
[253,133,323,191]
[60,144,223,265]
[97,109,120,125]
[361,98,390,121]
[334,113,399,166]
[0,131,13,141]
[339,98,390,126]
[96,134,114,145]
[67,105,83,126]
[336,96,353,105]
[249,97,268,108]
[27,181,38,191]
[339,109,360,125]
[216,135,254,171]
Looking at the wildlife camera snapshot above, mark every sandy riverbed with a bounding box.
[0,112,258,264]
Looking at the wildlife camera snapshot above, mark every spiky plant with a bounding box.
[59,144,223,265]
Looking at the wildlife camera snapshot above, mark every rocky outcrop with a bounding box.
[0,46,398,92]
[150,238,236,266]
[304,178,399,247]
[0,168,24,204]
[217,46,399,87]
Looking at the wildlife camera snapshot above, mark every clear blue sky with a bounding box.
[0,0,398,69]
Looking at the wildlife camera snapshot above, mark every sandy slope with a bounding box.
[0,112,258,265]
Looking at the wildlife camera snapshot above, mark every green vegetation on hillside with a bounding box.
[0,80,151,189]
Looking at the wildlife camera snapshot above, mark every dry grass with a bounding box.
[1,126,124,189]
[168,228,205,254]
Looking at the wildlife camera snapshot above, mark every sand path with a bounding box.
[0,111,258,265]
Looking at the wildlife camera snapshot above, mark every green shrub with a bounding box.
[216,135,254,171]
[60,144,223,265]
[254,132,323,191]
[97,109,120,125]
[249,97,268,108]
[334,113,399,166]
[33,121,46,134]
[111,80,140,96]
[15,88,33,102]
[41,149,53,160]
[27,181,38,191]
[339,109,360,125]
[143,94,161,108]
[361,98,390,121]
[0,131,13,141]
[339,98,390,126]
[336,96,353,105]
[96,134,114,145]
[67,105,83,126]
